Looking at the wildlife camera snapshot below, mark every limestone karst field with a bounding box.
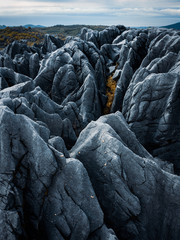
[0,25,180,240]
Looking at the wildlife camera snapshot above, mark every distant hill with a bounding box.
[0,25,6,29]
[23,24,45,28]
[0,24,108,49]
[161,22,180,30]
[37,24,108,39]
[0,26,44,49]
[0,24,45,29]
[131,26,149,29]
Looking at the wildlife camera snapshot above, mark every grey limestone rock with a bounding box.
[123,72,180,173]
[112,69,121,81]
[120,29,180,174]
[29,53,40,79]
[0,53,14,70]
[42,34,64,54]
[0,67,32,90]
[70,112,180,240]
[48,136,70,158]
[35,38,106,125]
[1,41,41,79]
[0,25,180,240]
[13,51,40,78]
[0,105,112,239]
[80,25,126,48]
[109,31,148,112]
[4,40,31,59]
[0,80,35,99]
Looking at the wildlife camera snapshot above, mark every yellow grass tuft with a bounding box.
[103,74,117,114]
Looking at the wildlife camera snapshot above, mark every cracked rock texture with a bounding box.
[0,25,180,239]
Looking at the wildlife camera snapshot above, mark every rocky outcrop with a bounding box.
[0,105,117,239]
[70,112,179,240]
[42,34,64,54]
[0,67,32,90]
[34,38,107,125]
[110,30,148,112]
[0,25,180,239]
[1,41,41,79]
[80,25,126,48]
[122,29,180,174]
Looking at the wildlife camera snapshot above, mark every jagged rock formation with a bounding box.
[0,25,180,240]
[80,25,126,48]
[42,34,64,54]
[34,37,107,126]
[122,29,180,174]
[70,112,179,240]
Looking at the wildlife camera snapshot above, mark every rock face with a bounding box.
[0,106,112,239]
[0,25,180,240]
[34,38,106,126]
[80,25,126,48]
[42,34,64,54]
[70,112,180,240]
[121,29,180,174]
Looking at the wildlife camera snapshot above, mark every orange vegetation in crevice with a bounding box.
[103,74,117,114]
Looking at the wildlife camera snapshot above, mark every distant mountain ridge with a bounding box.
[23,24,45,28]
[161,22,180,30]
[36,24,108,38]
[0,24,45,29]
[0,25,6,29]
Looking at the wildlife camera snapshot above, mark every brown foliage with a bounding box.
[0,26,44,48]
[104,64,118,114]
[104,75,117,114]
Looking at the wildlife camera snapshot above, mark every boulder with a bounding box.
[123,72,180,174]
[71,112,180,240]
[42,34,64,54]
[0,106,114,239]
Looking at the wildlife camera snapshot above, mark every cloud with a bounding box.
[0,0,180,26]
[0,0,180,16]
[0,0,180,17]
[111,7,180,17]
[0,1,110,16]
[160,8,180,15]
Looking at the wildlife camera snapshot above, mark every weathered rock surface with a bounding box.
[70,112,180,240]
[34,38,107,125]
[0,106,116,239]
[110,29,148,112]
[80,25,126,48]
[1,40,41,79]
[0,25,180,239]
[121,29,180,174]
[42,34,64,54]
[123,72,180,173]
[0,67,32,90]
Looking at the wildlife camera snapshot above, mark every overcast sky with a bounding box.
[0,0,180,27]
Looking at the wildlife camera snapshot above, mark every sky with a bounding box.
[0,0,180,27]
